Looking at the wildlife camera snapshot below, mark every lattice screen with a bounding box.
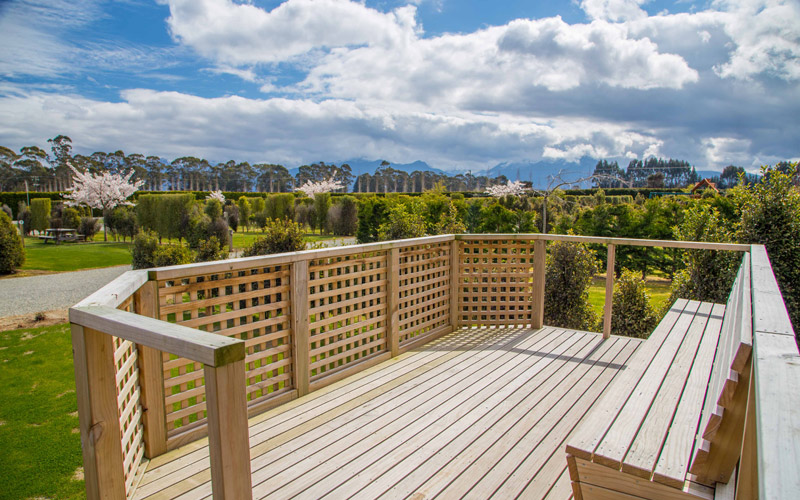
[113,298,145,497]
[157,264,293,439]
[307,251,388,381]
[458,239,537,327]
[397,241,453,347]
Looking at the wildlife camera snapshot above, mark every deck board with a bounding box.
[133,326,642,500]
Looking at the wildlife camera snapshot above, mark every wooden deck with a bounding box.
[133,325,642,499]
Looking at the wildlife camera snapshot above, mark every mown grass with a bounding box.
[21,237,133,272]
[587,276,673,318]
[0,323,84,500]
[231,231,344,250]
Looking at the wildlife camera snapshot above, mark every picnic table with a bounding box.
[39,228,85,244]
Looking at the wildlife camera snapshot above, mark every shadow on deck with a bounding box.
[133,326,642,499]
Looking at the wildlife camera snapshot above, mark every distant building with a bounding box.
[691,178,719,196]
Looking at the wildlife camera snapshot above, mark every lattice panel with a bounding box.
[113,335,145,496]
[397,241,453,346]
[157,265,293,438]
[458,239,537,327]
[308,251,388,381]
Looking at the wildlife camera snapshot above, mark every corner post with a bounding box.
[204,359,252,499]
[291,259,310,396]
[603,243,616,339]
[71,324,127,500]
[387,247,400,357]
[134,280,167,458]
[532,239,546,329]
[450,238,460,332]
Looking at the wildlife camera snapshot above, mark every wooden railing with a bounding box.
[69,234,799,499]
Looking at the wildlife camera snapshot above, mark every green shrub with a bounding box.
[252,210,269,231]
[601,269,659,338]
[78,217,100,241]
[195,236,228,262]
[0,211,24,274]
[224,204,239,231]
[734,163,800,338]
[544,239,599,331]
[377,203,425,241]
[30,198,51,233]
[243,219,305,256]
[204,199,223,219]
[328,196,358,236]
[314,193,331,233]
[356,196,388,243]
[17,202,31,235]
[105,206,137,241]
[131,230,159,269]
[62,207,81,229]
[670,203,739,303]
[153,244,194,267]
[237,196,251,231]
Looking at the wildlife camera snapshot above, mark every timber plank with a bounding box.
[253,328,569,499]
[565,299,691,460]
[622,302,716,479]
[652,303,725,488]
[591,301,701,469]
[318,331,606,500]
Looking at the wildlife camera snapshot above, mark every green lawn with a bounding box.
[231,231,344,250]
[588,276,673,317]
[21,237,133,272]
[0,323,84,500]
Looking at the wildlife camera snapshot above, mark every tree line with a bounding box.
[0,136,510,194]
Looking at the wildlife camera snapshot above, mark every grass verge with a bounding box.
[588,276,672,318]
[0,323,84,500]
[21,237,132,272]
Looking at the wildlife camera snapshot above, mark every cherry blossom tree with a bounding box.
[485,180,530,197]
[206,190,225,203]
[295,178,344,199]
[64,163,144,241]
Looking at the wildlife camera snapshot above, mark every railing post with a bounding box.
[291,259,310,397]
[736,359,758,500]
[71,324,127,500]
[532,239,546,329]
[450,238,460,332]
[387,247,400,357]
[603,243,616,339]
[134,280,167,458]
[204,359,252,499]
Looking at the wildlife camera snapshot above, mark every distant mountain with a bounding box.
[478,158,599,189]
[288,159,446,178]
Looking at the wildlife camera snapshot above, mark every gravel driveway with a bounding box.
[0,266,131,317]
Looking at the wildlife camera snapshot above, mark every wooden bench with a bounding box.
[566,254,753,499]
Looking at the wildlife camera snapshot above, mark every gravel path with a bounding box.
[0,265,131,317]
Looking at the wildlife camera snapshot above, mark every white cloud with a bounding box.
[164,0,420,65]
[580,0,648,22]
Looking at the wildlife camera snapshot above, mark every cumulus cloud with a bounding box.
[164,0,420,65]
[580,0,648,22]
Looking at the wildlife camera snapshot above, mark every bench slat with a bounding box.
[592,301,701,469]
[622,302,717,479]
[652,303,725,488]
[565,299,693,463]
[565,298,691,461]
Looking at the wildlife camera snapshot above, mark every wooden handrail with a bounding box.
[70,306,244,367]
[749,244,800,498]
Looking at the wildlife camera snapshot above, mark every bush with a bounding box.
[0,211,24,274]
[670,203,739,303]
[195,236,228,262]
[252,210,269,231]
[62,207,81,229]
[314,193,331,233]
[734,163,800,338]
[601,269,659,338]
[17,202,31,235]
[356,196,388,243]
[544,239,599,331]
[378,203,426,241]
[243,219,305,256]
[224,204,239,231]
[237,196,251,231]
[132,230,159,269]
[328,196,358,236]
[204,199,223,219]
[153,244,194,267]
[78,217,100,241]
[1,204,11,218]
[30,198,51,233]
[105,206,137,241]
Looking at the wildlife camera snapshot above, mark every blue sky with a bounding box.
[0,0,798,172]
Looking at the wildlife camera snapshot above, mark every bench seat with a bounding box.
[566,299,725,499]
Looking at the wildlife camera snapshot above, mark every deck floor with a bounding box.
[133,326,642,500]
